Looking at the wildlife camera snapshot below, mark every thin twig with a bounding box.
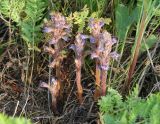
[12,101,19,117]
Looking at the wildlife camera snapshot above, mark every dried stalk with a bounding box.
[125,13,147,93]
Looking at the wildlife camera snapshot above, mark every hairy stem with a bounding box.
[94,37,101,99]
[54,43,62,98]
[101,70,107,96]
[51,93,58,115]
[94,60,101,99]
[76,59,83,103]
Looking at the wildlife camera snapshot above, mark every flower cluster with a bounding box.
[43,12,71,68]
[91,31,119,71]
[89,18,104,38]
[70,34,89,57]
[89,18,119,96]
[89,19,119,71]
[43,12,71,44]
[41,12,71,110]
[69,33,89,103]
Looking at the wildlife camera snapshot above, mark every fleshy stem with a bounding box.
[75,59,83,103]
[54,43,62,98]
[95,46,101,99]
[40,78,60,114]
[43,12,71,111]
[101,70,107,96]
[89,19,105,99]
[70,34,88,103]
[91,30,118,97]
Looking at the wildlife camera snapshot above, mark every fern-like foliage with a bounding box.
[0,113,32,124]
[0,0,48,50]
[20,0,48,50]
[98,86,160,124]
[73,5,89,33]
[98,88,123,114]
[0,0,25,23]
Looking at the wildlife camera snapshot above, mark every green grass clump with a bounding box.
[0,113,32,124]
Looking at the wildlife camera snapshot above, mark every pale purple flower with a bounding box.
[100,65,109,71]
[90,36,95,43]
[43,12,71,45]
[88,18,94,27]
[50,77,57,85]
[89,18,105,29]
[50,13,68,29]
[70,33,89,57]
[90,29,119,71]
[69,44,76,51]
[80,34,89,40]
[77,34,88,46]
[112,37,117,44]
[43,27,53,33]
[110,51,119,60]
[40,82,50,89]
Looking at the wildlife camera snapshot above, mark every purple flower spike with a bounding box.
[110,51,119,60]
[43,27,53,33]
[90,36,95,43]
[112,37,117,44]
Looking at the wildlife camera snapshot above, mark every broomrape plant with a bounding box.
[89,18,119,97]
[41,12,71,111]
[89,18,105,99]
[91,30,118,96]
[70,33,89,103]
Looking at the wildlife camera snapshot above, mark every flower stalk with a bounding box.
[70,33,89,103]
[42,12,70,112]
[89,18,104,99]
[42,12,71,111]
[89,19,118,97]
